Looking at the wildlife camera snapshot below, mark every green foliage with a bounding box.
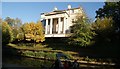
[92,17,115,42]
[4,17,15,27]
[22,50,73,60]
[0,18,2,23]
[4,17,22,27]
[70,17,96,47]
[0,18,2,30]
[4,17,22,41]
[95,2,120,51]
[96,2,120,30]
[22,51,57,60]
[16,33,24,41]
[2,21,14,44]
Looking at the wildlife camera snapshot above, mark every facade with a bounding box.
[41,5,84,37]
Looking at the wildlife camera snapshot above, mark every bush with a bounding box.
[22,51,73,60]
[2,21,13,45]
[22,51,56,60]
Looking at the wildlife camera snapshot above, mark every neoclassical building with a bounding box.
[41,5,84,37]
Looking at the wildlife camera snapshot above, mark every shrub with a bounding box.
[2,21,14,45]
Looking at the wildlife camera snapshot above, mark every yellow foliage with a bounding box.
[21,21,45,42]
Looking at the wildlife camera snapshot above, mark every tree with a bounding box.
[17,21,45,43]
[96,2,120,31]
[4,17,15,27]
[0,18,2,23]
[92,17,115,42]
[0,18,2,44]
[12,18,22,41]
[4,17,22,27]
[15,18,22,27]
[4,17,22,41]
[33,21,45,42]
[2,21,13,45]
[69,16,96,47]
[0,18,2,29]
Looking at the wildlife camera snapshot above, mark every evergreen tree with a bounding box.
[70,17,95,47]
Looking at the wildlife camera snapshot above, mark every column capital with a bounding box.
[45,18,49,20]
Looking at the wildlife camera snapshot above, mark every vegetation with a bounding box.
[69,16,96,47]
[19,21,45,42]
[2,17,45,46]
[2,2,120,68]
[22,51,57,60]
[96,2,120,30]
[4,17,22,41]
[2,21,13,45]
[95,2,120,46]
[7,43,74,59]
[92,17,115,43]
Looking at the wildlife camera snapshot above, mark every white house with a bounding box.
[41,5,84,37]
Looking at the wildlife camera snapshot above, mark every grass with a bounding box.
[22,51,57,60]
[3,37,119,68]
[3,41,118,69]
[6,43,116,64]
[8,43,78,55]
[7,43,75,60]
[8,43,52,50]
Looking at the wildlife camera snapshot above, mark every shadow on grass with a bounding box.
[44,37,119,56]
[2,44,22,58]
[2,37,120,68]
[43,37,120,66]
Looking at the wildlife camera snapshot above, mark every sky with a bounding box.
[2,0,106,2]
[2,2,104,23]
[0,2,2,18]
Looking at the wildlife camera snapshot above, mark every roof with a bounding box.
[67,7,81,10]
[45,10,66,16]
[41,7,81,16]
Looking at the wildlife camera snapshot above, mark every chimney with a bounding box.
[68,4,71,9]
[54,6,58,11]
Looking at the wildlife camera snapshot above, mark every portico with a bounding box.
[45,17,66,34]
[41,5,83,37]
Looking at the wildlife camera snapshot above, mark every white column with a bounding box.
[58,17,61,34]
[50,18,53,34]
[45,19,48,34]
[63,17,66,34]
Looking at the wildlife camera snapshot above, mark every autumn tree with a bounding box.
[17,21,45,43]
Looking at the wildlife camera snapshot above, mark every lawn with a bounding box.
[2,38,119,68]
